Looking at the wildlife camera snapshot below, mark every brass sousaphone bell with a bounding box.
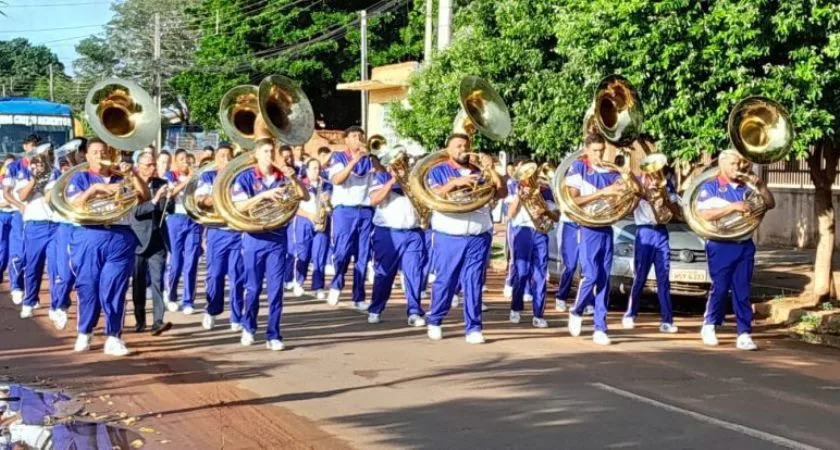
[211,75,315,232]
[50,78,159,224]
[409,76,511,214]
[681,97,793,240]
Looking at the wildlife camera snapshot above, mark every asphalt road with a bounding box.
[2,263,838,450]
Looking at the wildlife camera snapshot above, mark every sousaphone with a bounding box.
[408,76,511,213]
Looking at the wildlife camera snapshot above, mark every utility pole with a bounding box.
[1,83,5,97]
[424,0,434,62]
[9,77,13,96]
[437,0,452,51]
[154,12,162,148]
[360,9,368,131]
[49,64,55,101]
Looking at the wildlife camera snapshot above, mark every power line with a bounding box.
[0,23,105,34]
[0,1,110,7]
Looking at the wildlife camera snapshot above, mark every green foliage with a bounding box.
[820,301,835,311]
[170,0,425,130]
[393,0,840,160]
[799,312,822,331]
[0,38,64,97]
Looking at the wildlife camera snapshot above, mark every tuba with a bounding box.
[379,146,431,228]
[408,76,511,214]
[212,75,314,232]
[513,161,556,233]
[681,97,793,240]
[50,78,158,225]
[553,75,644,226]
[367,135,387,153]
[311,175,332,233]
[183,160,226,226]
[639,153,675,224]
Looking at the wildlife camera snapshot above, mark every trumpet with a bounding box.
[513,162,556,233]
[639,153,674,224]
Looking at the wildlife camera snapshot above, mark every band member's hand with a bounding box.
[730,201,751,214]
[153,186,168,203]
[520,185,533,197]
[279,165,296,178]
[600,183,624,198]
[102,184,122,195]
[451,174,480,188]
[532,204,546,217]
[119,162,133,173]
[319,192,330,203]
[350,150,366,165]
[478,154,494,170]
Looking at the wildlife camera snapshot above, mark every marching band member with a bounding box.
[425,134,506,344]
[0,154,16,286]
[696,149,774,350]
[130,151,173,335]
[289,158,331,299]
[315,147,337,276]
[622,162,680,333]
[2,134,40,305]
[231,138,309,351]
[163,148,201,315]
[555,213,581,312]
[505,173,558,328]
[156,150,171,179]
[66,138,148,356]
[278,145,298,291]
[366,148,427,327]
[326,126,378,310]
[566,134,639,345]
[17,144,61,319]
[195,144,244,331]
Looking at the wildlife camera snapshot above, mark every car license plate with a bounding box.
[647,269,707,282]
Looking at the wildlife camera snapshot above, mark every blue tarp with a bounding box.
[0,97,72,116]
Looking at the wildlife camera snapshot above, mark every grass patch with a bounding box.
[820,302,835,311]
[798,313,822,332]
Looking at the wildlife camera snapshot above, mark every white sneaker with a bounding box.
[230,323,242,332]
[592,331,611,346]
[428,273,437,284]
[53,310,68,330]
[266,339,285,351]
[367,313,381,324]
[408,314,426,327]
[325,264,336,276]
[327,289,341,306]
[481,302,489,312]
[509,310,521,324]
[451,294,460,308]
[427,325,443,341]
[524,293,534,303]
[74,333,91,352]
[316,289,326,300]
[202,313,215,330]
[182,306,195,315]
[701,324,719,346]
[555,300,568,312]
[465,331,485,344]
[622,317,635,329]
[48,309,57,321]
[532,317,549,328]
[240,330,255,346]
[284,282,293,291]
[502,284,513,299]
[736,333,758,351]
[659,323,679,334]
[568,313,583,337]
[20,305,33,319]
[353,301,370,312]
[292,283,305,298]
[11,290,23,305]
[583,305,595,316]
[165,301,179,312]
[103,336,129,356]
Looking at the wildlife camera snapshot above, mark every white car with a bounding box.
[547,219,711,297]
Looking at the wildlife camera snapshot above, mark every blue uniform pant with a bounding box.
[205,228,244,324]
[625,225,673,324]
[242,232,287,340]
[571,226,613,332]
[329,206,373,303]
[0,211,13,285]
[556,222,580,301]
[704,239,755,334]
[427,231,491,333]
[71,226,137,337]
[509,226,549,318]
[165,214,202,306]
[22,221,58,307]
[421,229,433,292]
[369,226,425,317]
[50,223,76,311]
[9,211,24,292]
[291,217,329,291]
[284,225,295,284]
[504,222,516,288]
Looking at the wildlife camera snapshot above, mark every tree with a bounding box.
[0,38,64,97]
[392,0,840,302]
[170,0,425,130]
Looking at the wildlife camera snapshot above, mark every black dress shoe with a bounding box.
[135,322,146,333]
[150,321,172,336]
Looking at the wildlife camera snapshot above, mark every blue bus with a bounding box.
[0,97,74,155]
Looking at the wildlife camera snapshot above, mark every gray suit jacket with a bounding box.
[131,177,175,255]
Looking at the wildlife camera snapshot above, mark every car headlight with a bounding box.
[615,242,634,257]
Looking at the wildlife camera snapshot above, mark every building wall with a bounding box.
[754,187,840,249]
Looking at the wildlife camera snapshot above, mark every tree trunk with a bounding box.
[807,139,838,303]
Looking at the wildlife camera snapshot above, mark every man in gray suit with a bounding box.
[131,152,174,334]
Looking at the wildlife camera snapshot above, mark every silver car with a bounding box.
[547,219,711,297]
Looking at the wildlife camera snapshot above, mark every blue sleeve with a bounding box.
[426,165,450,188]
[164,171,176,183]
[65,172,90,199]
[568,160,585,177]
[371,171,392,189]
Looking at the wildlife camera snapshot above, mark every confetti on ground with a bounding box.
[138,427,156,433]
[130,439,144,448]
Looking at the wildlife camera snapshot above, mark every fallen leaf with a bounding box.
[159,440,171,445]
[107,401,114,406]
[129,439,144,448]
[138,427,155,433]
